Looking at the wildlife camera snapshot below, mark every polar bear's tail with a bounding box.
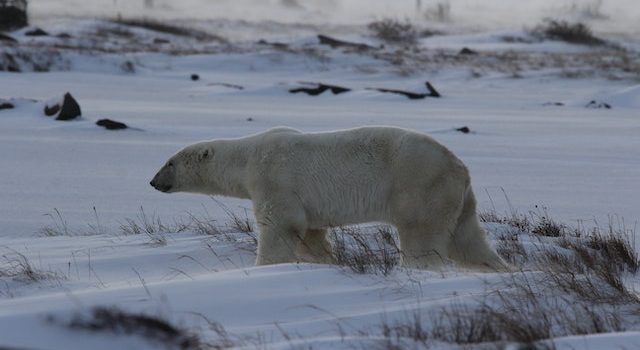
[449,186,511,272]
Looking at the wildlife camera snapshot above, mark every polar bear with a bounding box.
[150,127,508,271]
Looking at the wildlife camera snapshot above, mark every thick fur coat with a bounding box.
[151,127,508,271]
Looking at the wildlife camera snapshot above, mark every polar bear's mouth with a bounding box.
[157,185,172,193]
[150,180,172,193]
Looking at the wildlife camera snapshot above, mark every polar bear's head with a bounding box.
[150,142,214,194]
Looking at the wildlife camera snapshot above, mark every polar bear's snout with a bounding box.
[150,164,175,193]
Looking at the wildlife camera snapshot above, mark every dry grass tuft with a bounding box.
[331,225,400,275]
[531,216,566,237]
[1,250,63,282]
[539,227,639,303]
[496,233,528,267]
[368,19,418,45]
[120,207,190,245]
[531,19,606,46]
[41,208,72,237]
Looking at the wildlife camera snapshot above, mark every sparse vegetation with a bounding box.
[111,18,226,43]
[531,19,606,46]
[423,1,451,23]
[62,306,203,350]
[0,48,69,73]
[26,203,640,349]
[540,223,639,304]
[567,0,608,20]
[1,250,63,282]
[531,216,564,237]
[40,208,72,236]
[495,233,528,266]
[371,210,639,349]
[119,207,190,245]
[377,276,625,349]
[331,225,400,275]
[368,19,418,45]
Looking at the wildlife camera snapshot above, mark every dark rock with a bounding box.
[289,83,351,96]
[586,100,611,109]
[317,34,377,51]
[459,47,478,55]
[257,39,289,50]
[44,103,60,116]
[55,92,82,120]
[56,33,72,39]
[0,32,18,43]
[96,119,128,130]
[367,81,441,100]
[25,28,49,36]
[246,117,254,122]
[191,74,200,81]
[44,93,82,120]
[0,102,15,110]
[456,126,471,134]
[208,82,244,90]
[543,102,565,106]
[120,61,135,73]
[153,38,170,44]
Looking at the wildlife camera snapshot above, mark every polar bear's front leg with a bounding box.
[296,229,335,264]
[255,223,301,265]
[253,198,308,265]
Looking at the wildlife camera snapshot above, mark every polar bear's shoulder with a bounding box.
[238,127,301,145]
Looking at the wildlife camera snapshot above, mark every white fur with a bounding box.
[151,126,508,271]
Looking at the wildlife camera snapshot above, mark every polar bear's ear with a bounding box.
[198,148,213,162]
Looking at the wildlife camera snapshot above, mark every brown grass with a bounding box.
[331,225,400,275]
[1,250,63,283]
[368,19,418,45]
[531,19,606,46]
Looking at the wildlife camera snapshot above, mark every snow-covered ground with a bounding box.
[1,2,640,349]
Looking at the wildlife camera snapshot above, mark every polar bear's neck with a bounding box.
[212,141,251,199]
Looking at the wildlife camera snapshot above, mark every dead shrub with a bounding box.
[331,225,400,275]
[63,306,203,350]
[538,227,639,304]
[368,19,418,45]
[531,216,565,237]
[585,227,638,273]
[378,269,627,349]
[496,233,528,267]
[531,19,605,46]
[479,209,531,233]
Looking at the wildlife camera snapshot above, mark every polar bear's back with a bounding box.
[247,127,465,227]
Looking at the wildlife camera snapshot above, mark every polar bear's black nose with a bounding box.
[150,180,156,188]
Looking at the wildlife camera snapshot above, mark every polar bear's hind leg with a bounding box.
[448,188,510,272]
[392,177,464,270]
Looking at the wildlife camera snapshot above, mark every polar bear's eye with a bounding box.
[168,161,174,167]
